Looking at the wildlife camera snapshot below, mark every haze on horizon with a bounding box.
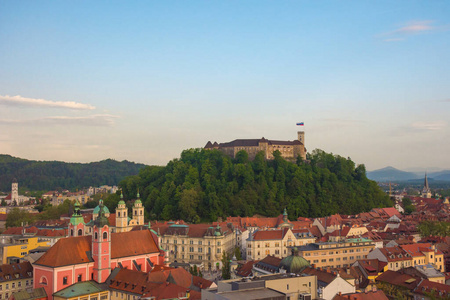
[1,1,449,171]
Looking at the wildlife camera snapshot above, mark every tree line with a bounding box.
[119,148,392,222]
[0,155,146,192]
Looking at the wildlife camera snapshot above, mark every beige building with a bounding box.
[247,228,316,260]
[202,273,317,300]
[297,238,375,269]
[152,222,236,270]
[0,261,34,300]
[205,131,306,161]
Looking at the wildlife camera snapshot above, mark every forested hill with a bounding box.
[0,154,147,191]
[120,149,392,222]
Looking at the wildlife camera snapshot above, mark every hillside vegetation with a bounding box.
[120,149,392,222]
[0,155,146,192]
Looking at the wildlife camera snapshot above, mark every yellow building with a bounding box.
[400,243,445,272]
[0,236,50,264]
[298,238,375,269]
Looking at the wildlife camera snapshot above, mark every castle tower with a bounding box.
[297,131,305,145]
[133,190,144,225]
[422,173,432,198]
[116,191,128,232]
[11,178,19,205]
[92,201,111,283]
[68,200,85,237]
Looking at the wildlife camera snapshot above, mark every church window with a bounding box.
[118,212,121,217]
[140,210,143,215]
[63,277,68,285]
[103,232,108,240]
[39,277,47,286]
[95,232,98,240]
[78,229,83,236]
[78,274,82,282]
[71,229,74,236]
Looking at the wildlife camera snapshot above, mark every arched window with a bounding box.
[40,276,48,286]
[134,210,137,215]
[118,212,121,217]
[70,229,74,236]
[78,229,83,236]
[140,210,143,215]
[103,232,108,240]
[94,232,98,240]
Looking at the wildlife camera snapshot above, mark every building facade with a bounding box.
[152,223,235,270]
[297,238,375,269]
[205,131,306,161]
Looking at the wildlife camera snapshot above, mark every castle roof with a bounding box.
[215,138,304,148]
[34,229,160,267]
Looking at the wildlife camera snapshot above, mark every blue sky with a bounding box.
[1,1,449,170]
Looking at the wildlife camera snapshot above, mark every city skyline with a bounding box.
[1,1,449,171]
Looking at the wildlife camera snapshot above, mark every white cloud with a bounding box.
[0,114,119,127]
[0,94,95,110]
[411,121,446,131]
[379,20,444,41]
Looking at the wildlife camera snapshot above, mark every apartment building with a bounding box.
[0,261,33,300]
[297,238,375,269]
[247,228,315,260]
[152,222,236,270]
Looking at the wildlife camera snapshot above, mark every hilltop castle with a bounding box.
[205,131,306,161]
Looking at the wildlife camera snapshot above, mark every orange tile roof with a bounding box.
[332,290,388,300]
[35,229,160,267]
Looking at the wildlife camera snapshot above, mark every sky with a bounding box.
[0,1,449,171]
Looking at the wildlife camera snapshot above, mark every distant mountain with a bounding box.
[0,154,148,192]
[430,171,450,181]
[367,166,420,182]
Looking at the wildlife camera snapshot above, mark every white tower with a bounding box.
[11,178,19,205]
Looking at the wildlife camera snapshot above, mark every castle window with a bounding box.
[78,229,83,236]
[103,232,108,240]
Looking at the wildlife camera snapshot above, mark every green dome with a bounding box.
[93,200,110,215]
[279,248,310,274]
[118,200,126,205]
[134,199,142,205]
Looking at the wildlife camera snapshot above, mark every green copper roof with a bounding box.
[93,200,110,215]
[93,200,109,227]
[70,200,85,226]
[279,248,310,273]
[134,199,142,205]
[53,281,104,297]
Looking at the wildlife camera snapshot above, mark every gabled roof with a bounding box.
[0,261,33,282]
[301,267,337,285]
[34,229,160,267]
[375,270,419,289]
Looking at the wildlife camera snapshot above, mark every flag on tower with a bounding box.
[296,122,304,126]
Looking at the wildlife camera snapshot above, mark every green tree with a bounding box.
[234,247,242,260]
[6,208,35,228]
[221,251,231,280]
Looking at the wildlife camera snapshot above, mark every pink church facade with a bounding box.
[33,203,164,299]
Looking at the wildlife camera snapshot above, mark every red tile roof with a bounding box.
[332,290,388,300]
[35,229,160,267]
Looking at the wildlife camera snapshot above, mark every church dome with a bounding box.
[93,200,110,215]
[279,248,310,274]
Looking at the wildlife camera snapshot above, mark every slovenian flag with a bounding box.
[296,122,304,126]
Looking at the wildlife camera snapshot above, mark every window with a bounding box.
[198,248,203,252]
[0,284,2,290]
[95,232,98,240]
[63,277,68,285]
[174,240,177,244]
[265,243,270,248]
[190,240,194,244]
[321,259,326,262]
[217,241,221,246]
[78,274,82,282]
[78,229,83,236]
[199,241,202,245]
[103,232,108,240]
[6,283,9,289]
[217,248,221,253]
[18,281,21,287]
[118,212,121,217]
[199,255,203,260]
[189,247,194,252]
